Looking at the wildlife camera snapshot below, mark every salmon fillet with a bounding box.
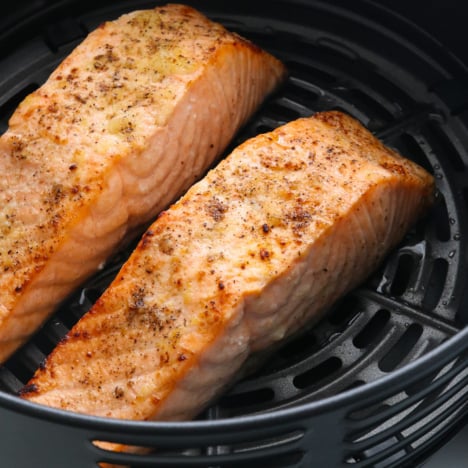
[22,111,434,451]
[0,4,286,362]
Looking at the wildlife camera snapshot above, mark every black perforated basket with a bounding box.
[0,1,467,467]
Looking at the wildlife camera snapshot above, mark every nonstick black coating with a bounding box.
[0,1,467,467]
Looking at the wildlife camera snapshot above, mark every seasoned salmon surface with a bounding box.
[0,4,286,361]
[23,111,434,436]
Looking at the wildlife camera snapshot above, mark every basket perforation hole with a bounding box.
[219,387,275,411]
[231,429,304,454]
[278,330,317,361]
[328,296,360,326]
[360,435,406,465]
[353,310,391,349]
[404,368,441,397]
[379,324,424,372]
[398,133,433,173]
[422,258,449,310]
[293,356,342,389]
[390,253,416,296]
[347,403,391,423]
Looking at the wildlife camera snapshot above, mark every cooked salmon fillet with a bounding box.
[22,112,433,460]
[0,4,286,362]
[22,111,434,453]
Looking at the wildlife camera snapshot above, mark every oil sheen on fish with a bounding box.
[0,4,286,362]
[22,112,434,451]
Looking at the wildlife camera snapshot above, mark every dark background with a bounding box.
[373,0,465,64]
[0,1,466,67]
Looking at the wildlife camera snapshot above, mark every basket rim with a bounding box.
[1,324,466,434]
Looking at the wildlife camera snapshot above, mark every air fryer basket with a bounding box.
[0,0,467,467]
